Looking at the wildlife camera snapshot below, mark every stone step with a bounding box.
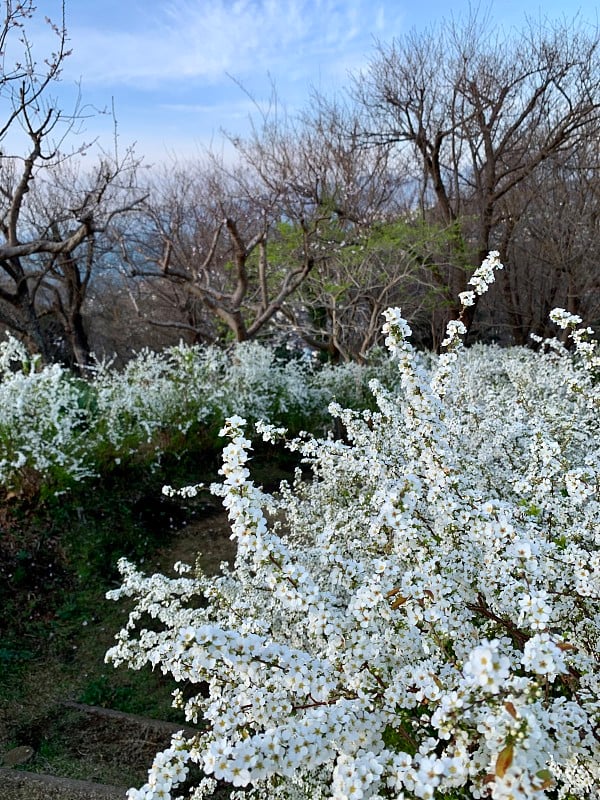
[0,768,127,800]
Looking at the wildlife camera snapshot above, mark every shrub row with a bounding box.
[0,338,400,502]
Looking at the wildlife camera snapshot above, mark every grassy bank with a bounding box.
[0,446,223,785]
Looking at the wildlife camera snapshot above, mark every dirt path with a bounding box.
[1,507,237,797]
[152,508,236,576]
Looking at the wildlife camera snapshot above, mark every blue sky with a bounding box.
[26,0,600,163]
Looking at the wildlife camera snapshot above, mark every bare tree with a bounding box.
[128,93,456,356]
[235,95,461,358]
[18,147,144,367]
[0,2,144,366]
[495,141,600,343]
[353,12,600,335]
[126,137,319,344]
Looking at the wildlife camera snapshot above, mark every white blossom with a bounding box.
[105,254,599,800]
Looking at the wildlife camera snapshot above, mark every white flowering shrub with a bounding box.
[0,334,402,498]
[0,335,94,494]
[315,350,405,414]
[209,341,326,430]
[106,254,600,800]
[90,339,343,470]
[91,345,220,458]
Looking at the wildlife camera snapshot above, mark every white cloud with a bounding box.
[158,98,259,118]
[18,0,406,163]
[62,0,397,89]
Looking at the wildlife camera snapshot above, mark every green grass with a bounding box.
[0,455,208,782]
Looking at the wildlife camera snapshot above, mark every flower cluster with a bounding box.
[458,250,504,308]
[548,309,600,399]
[0,337,399,498]
[0,335,93,492]
[107,255,599,800]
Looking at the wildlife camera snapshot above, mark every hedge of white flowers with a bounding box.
[107,254,599,800]
[0,336,398,498]
[0,338,93,494]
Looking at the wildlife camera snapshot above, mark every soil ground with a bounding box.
[0,507,237,796]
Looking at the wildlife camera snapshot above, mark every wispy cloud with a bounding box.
[21,0,600,165]
[63,0,397,90]
[158,98,260,118]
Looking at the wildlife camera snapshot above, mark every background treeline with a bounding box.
[1,3,600,369]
